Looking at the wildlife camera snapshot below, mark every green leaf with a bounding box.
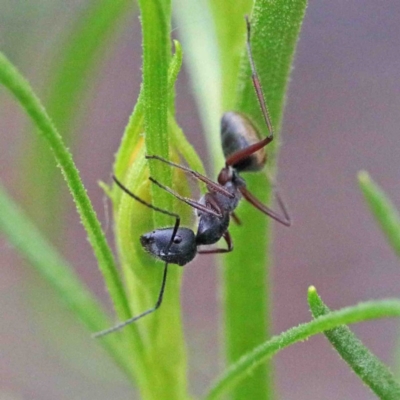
[0,51,134,364]
[220,1,308,399]
[108,1,190,399]
[205,296,400,400]
[169,113,206,177]
[358,171,400,258]
[0,183,135,381]
[308,287,400,400]
[111,31,202,400]
[113,39,186,179]
[209,0,253,112]
[140,0,171,196]
[173,0,223,165]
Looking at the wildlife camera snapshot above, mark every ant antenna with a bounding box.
[92,262,169,338]
[93,175,181,338]
[245,15,275,139]
[93,175,186,338]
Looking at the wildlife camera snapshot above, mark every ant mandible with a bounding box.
[94,16,291,338]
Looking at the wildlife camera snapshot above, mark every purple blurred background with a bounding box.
[1,1,400,399]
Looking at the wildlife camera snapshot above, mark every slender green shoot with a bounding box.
[358,171,400,258]
[309,287,400,400]
[205,295,400,400]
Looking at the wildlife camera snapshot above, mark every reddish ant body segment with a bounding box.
[94,16,291,338]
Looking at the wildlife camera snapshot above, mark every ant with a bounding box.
[94,16,290,338]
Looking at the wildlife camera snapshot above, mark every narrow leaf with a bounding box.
[0,183,135,380]
[205,298,400,400]
[173,0,223,165]
[114,39,185,179]
[358,171,400,258]
[309,286,400,400]
[0,51,131,339]
[110,1,190,399]
[221,1,308,399]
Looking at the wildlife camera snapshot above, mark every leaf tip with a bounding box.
[357,170,370,185]
[172,39,182,54]
[98,180,112,198]
[307,285,320,305]
[308,285,317,295]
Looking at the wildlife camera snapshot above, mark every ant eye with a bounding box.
[173,235,182,244]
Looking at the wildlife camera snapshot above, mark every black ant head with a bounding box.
[140,227,197,266]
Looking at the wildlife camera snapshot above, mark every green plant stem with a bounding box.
[205,296,400,400]
[309,287,400,400]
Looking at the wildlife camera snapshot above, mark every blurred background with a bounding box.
[1,1,400,399]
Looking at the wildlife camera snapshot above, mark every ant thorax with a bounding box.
[194,169,244,246]
[196,204,230,246]
[219,181,242,212]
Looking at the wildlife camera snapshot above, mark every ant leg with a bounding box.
[149,177,223,218]
[146,155,234,199]
[93,262,169,338]
[113,175,180,252]
[231,211,242,225]
[198,231,233,254]
[226,17,275,168]
[239,186,291,227]
[225,135,272,167]
[245,15,275,140]
[113,175,180,220]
